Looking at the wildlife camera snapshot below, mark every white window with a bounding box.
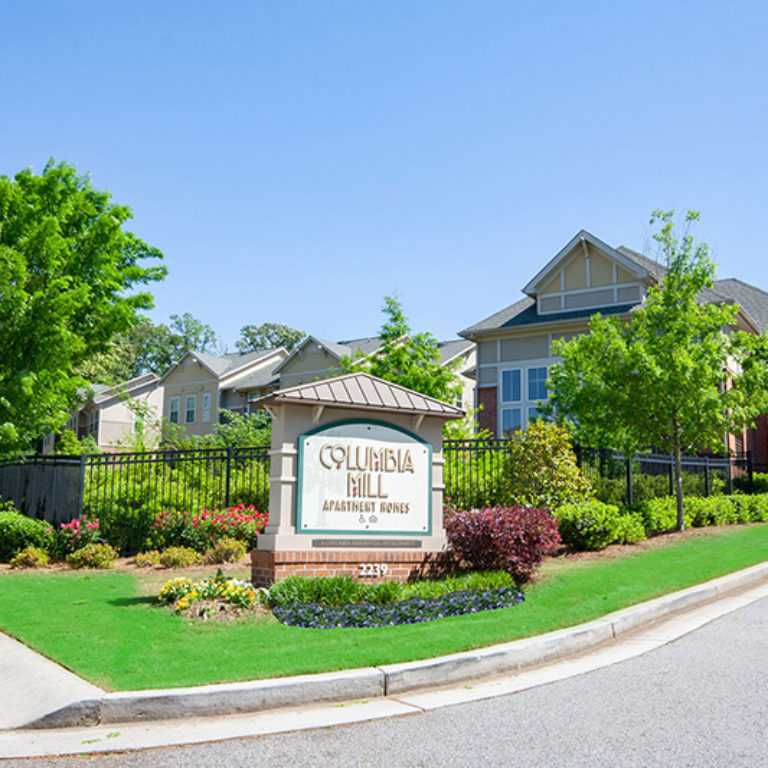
[185,395,196,424]
[169,397,180,424]
[89,410,99,435]
[501,407,523,436]
[202,393,211,423]
[528,366,548,402]
[501,369,522,402]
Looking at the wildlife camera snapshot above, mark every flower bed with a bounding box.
[271,587,525,629]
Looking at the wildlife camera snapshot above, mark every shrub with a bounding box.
[637,497,682,532]
[556,500,644,550]
[0,508,53,561]
[147,505,268,553]
[268,575,367,607]
[734,472,768,495]
[205,537,247,564]
[53,517,101,557]
[158,547,203,568]
[66,543,118,569]
[503,421,592,508]
[615,513,646,544]
[10,545,51,568]
[135,550,161,567]
[444,505,561,583]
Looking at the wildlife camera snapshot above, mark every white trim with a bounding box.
[523,230,647,296]
[184,394,197,424]
[537,281,643,315]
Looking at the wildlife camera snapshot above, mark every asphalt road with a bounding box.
[15,595,768,768]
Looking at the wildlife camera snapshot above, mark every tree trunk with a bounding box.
[674,441,685,531]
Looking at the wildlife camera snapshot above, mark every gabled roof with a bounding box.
[522,230,648,296]
[274,335,473,375]
[161,348,282,383]
[436,339,474,365]
[90,373,159,405]
[272,335,384,374]
[252,372,465,419]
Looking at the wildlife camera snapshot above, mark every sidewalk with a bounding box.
[2,561,768,758]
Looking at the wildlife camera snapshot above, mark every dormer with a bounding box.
[523,230,651,316]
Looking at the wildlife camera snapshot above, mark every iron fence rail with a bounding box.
[0,441,754,537]
[0,446,270,533]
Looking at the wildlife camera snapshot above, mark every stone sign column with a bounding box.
[250,372,464,586]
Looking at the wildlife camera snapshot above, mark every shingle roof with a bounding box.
[193,349,278,377]
[714,278,768,332]
[252,372,465,419]
[436,339,474,363]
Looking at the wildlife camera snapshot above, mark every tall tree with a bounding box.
[0,160,166,454]
[340,295,462,404]
[548,210,768,530]
[236,322,305,353]
[78,314,221,383]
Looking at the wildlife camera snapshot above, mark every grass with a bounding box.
[0,523,767,691]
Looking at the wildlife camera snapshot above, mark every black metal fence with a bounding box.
[442,439,753,510]
[0,440,754,549]
[0,446,270,553]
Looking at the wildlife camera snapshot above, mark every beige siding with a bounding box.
[563,252,587,290]
[500,335,549,362]
[279,344,341,378]
[541,274,561,294]
[477,341,498,364]
[478,367,497,386]
[590,251,614,286]
[616,265,636,283]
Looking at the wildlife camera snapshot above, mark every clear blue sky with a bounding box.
[3,0,767,348]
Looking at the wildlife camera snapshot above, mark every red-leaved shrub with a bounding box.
[444,505,561,583]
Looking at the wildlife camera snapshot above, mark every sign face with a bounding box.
[297,421,432,536]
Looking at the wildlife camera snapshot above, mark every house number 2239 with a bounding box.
[358,563,389,577]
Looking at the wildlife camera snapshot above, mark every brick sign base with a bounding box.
[251,549,442,587]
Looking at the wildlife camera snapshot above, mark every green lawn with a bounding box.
[1,524,767,691]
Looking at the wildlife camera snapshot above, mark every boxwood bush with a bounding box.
[0,506,53,561]
[556,500,645,551]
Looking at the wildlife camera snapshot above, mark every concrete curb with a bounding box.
[20,560,768,730]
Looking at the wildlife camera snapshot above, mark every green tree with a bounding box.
[548,210,768,530]
[0,161,166,455]
[79,313,221,383]
[340,296,462,404]
[235,322,305,353]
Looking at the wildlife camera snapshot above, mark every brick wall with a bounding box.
[251,549,441,587]
[477,387,497,436]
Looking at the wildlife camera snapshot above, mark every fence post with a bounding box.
[748,450,754,493]
[78,454,87,519]
[727,456,734,496]
[704,456,710,497]
[224,446,233,508]
[626,458,633,506]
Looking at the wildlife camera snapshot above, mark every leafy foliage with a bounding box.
[504,420,592,507]
[0,508,53,561]
[147,505,268,553]
[549,210,768,529]
[0,160,166,454]
[444,505,561,583]
[340,295,462,405]
[10,545,51,568]
[66,542,118,569]
[556,500,645,551]
[55,430,100,455]
[265,570,514,607]
[205,536,247,564]
[236,322,304,353]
